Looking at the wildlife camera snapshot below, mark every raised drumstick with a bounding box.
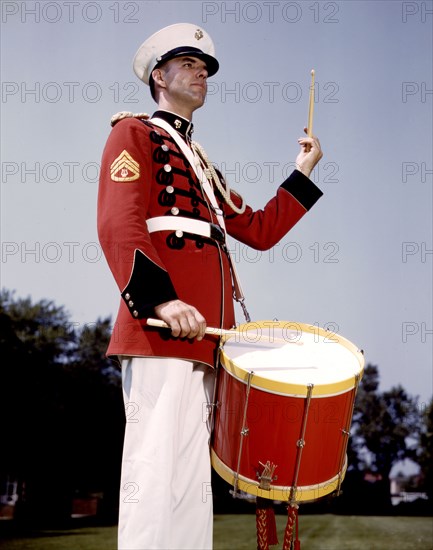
[308,69,315,137]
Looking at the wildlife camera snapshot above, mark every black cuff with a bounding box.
[280,170,323,211]
[121,249,178,319]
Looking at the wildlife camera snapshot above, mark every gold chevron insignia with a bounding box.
[110,150,140,182]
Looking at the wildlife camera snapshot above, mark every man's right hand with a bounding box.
[154,300,206,341]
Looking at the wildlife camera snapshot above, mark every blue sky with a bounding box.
[1,0,432,415]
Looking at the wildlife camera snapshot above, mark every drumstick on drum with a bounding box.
[146,318,303,345]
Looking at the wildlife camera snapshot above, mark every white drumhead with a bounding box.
[221,321,364,397]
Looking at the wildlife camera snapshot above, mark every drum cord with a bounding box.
[194,168,230,351]
[217,241,225,333]
[192,141,251,324]
[195,156,233,337]
[192,141,246,215]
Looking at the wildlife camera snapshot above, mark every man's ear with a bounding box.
[152,68,166,89]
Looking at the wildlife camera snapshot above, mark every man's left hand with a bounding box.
[295,127,323,178]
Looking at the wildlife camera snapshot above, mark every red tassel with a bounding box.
[266,506,278,546]
[256,497,279,549]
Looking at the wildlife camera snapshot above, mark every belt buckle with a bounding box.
[210,223,225,244]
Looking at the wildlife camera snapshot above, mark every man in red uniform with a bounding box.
[98,23,323,550]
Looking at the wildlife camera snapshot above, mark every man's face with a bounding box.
[157,56,209,112]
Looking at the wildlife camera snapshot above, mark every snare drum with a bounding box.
[211,321,364,503]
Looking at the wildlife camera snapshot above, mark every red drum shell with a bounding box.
[211,321,364,502]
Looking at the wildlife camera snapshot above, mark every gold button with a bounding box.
[128,300,134,307]
[166,185,174,194]
[162,145,169,152]
[125,293,130,300]
[175,230,183,238]
[164,164,172,172]
[133,310,138,318]
[171,207,179,215]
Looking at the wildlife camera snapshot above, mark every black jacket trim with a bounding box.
[121,249,178,319]
[280,170,323,211]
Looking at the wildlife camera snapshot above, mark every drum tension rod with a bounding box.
[209,347,223,432]
[336,372,361,496]
[231,370,254,498]
[289,383,314,505]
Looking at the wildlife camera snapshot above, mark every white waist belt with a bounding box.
[146,216,225,243]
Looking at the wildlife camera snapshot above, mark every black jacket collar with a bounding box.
[152,110,194,141]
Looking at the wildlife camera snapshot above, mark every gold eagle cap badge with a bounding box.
[110,150,140,182]
[195,29,204,40]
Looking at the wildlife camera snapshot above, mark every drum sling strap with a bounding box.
[150,117,251,323]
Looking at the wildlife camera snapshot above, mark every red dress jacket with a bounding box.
[97,112,323,367]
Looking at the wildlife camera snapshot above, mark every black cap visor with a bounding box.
[154,46,219,77]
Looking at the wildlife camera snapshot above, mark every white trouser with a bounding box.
[118,357,216,550]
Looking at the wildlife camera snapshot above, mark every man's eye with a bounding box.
[184,62,192,68]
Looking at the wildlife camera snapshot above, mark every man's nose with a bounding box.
[197,66,208,79]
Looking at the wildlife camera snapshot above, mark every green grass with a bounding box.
[0,524,116,550]
[214,515,433,549]
[0,515,432,549]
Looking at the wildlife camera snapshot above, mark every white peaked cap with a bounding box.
[133,23,219,85]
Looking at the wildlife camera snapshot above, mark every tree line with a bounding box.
[0,289,431,525]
